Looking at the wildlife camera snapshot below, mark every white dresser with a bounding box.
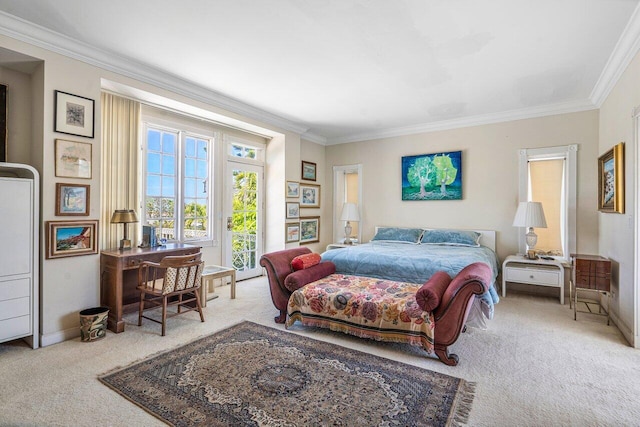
[0,163,39,348]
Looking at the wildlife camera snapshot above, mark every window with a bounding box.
[518,145,577,261]
[143,123,213,243]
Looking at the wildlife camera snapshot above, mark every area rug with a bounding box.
[99,321,475,426]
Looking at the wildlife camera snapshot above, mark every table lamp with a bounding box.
[512,201,547,258]
[111,209,138,249]
[340,203,360,245]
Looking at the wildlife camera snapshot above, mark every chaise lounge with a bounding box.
[260,247,491,365]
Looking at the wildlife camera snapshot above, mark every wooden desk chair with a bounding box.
[137,252,205,336]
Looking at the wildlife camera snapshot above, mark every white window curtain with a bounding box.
[100,92,140,249]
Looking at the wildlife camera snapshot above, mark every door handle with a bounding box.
[227,217,232,231]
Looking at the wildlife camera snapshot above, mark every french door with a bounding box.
[224,161,263,280]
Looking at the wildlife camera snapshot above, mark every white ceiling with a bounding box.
[0,0,639,144]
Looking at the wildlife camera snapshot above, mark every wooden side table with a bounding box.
[570,254,611,324]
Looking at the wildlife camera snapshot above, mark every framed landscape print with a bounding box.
[55,139,92,179]
[299,216,320,244]
[286,181,299,198]
[301,160,317,181]
[300,183,320,208]
[46,220,98,259]
[401,150,462,201]
[54,90,95,138]
[285,222,300,243]
[56,183,90,216]
[598,142,624,213]
[286,202,300,219]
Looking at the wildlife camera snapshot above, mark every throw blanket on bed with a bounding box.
[287,274,435,353]
[321,241,500,319]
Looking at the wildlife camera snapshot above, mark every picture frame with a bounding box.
[286,181,299,198]
[598,142,625,214]
[55,139,92,179]
[285,222,300,243]
[286,202,300,219]
[46,220,98,259]
[0,83,6,162]
[401,150,462,201]
[301,160,317,181]
[299,216,320,244]
[300,183,321,208]
[55,183,90,216]
[54,90,95,138]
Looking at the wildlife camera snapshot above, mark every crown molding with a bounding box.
[300,131,327,145]
[590,3,640,107]
[325,99,597,145]
[0,11,310,136]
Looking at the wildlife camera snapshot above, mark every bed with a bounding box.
[321,227,500,323]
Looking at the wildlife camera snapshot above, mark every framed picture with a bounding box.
[300,216,320,244]
[300,183,321,208]
[401,150,462,201]
[285,222,300,243]
[46,220,98,259]
[301,160,317,181]
[56,183,90,216]
[54,90,95,138]
[55,139,92,179]
[286,181,299,198]
[286,202,300,219]
[0,83,6,162]
[598,142,625,214]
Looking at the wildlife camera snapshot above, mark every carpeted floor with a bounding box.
[100,321,474,426]
[0,276,639,426]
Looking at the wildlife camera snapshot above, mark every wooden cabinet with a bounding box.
[0,164,39,348]
[100,243,201,333]
[570,254,611,324]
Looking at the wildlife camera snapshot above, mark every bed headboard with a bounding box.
[373,227,496,252]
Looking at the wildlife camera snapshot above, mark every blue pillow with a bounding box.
[421,229,481,247]
[371,227,423,244]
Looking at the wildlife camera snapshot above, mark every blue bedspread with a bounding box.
[321,241,500,319]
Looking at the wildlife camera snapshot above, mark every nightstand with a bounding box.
[502,255,566,304]
[325,243,358,251]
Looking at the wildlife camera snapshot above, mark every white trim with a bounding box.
[518,145,578,261]
[591,3,640,107]
[333,165,363,244]
[326,100,597,145]
[633,107,640,348]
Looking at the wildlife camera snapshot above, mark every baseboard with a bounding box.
[609,310,634,347]
[40,327,80,347]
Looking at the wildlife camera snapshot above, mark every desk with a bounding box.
[100,244,201,333]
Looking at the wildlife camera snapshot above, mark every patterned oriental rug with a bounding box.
[99,321,475,426]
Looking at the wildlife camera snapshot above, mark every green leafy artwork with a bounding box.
[402,151,462,200]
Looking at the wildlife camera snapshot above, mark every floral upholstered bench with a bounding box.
[260,248,491,366]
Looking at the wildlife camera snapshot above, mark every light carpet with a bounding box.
[0,276,639,426]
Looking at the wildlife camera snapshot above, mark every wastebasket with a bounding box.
[79,307,109,341]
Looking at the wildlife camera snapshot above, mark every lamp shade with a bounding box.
[340,203,360,222]
[110,209,139,224]
[512,202,547,228]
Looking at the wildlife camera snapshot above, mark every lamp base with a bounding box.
[119,238,132,250]
[344,222,352,245]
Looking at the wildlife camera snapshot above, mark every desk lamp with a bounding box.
[111,209,138,249]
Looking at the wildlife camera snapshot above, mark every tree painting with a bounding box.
[401,151,462,200]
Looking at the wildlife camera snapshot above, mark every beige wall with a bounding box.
[599,49,640,346]
[324,110,601,263]
[299,139,327,253]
